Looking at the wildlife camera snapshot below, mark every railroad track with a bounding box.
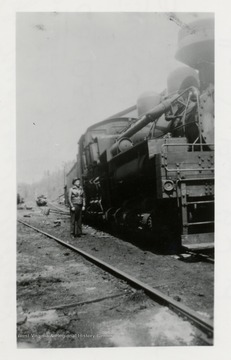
[184,250,214,264]
[18,219,214,344]
[47,202,215,263]
[47,202,70,215]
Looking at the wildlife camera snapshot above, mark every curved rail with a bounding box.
[47,202,70,215]
[18,219,213,342]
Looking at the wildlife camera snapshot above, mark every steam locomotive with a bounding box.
[68,18,214,250]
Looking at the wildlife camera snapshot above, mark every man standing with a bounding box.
[68,178,85,237]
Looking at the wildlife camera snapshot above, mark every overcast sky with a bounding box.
[16,12,212,184]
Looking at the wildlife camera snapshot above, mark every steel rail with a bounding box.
[18,219,213,341]
[47,202,70,215]
[185,250,214,264]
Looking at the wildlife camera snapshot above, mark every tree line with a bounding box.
[17,160,75,204]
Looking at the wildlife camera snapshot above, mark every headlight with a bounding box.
[163,180,174,192]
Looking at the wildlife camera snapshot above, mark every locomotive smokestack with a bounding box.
[175,18,214,90]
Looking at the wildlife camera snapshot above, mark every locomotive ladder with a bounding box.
[179,180,214,250]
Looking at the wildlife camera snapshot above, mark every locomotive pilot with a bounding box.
[68,177,85,237]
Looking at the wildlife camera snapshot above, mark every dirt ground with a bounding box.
[17,203,214,347]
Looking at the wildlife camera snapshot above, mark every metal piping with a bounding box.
[110,88,199,156]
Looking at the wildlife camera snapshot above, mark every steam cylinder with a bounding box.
[167,66,200,95]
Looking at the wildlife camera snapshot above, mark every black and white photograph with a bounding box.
[0,0,229,356]
[15,11,216,349]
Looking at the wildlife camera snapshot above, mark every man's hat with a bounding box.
[72,177,80,185]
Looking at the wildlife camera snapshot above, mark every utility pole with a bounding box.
[63,163,66,187]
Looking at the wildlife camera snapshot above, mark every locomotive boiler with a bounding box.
[73,18,214,250]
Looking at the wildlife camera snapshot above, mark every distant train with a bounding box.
[66,18,214,250]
